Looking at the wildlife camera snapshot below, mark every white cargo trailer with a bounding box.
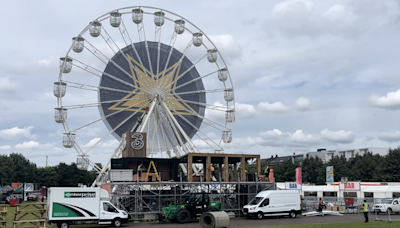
[47,187,128,228]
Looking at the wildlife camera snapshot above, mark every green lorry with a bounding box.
[160,193,223,223]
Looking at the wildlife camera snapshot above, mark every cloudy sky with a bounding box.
[1,0,400,167]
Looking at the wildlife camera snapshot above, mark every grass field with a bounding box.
[2,201,53,228]
[246,221,400,228]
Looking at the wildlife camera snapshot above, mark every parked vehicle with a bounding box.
[243,190,301,219]
[27,192,42,201]
[46,187,128,228]
[373,198,400,214]
[6,194,23,204]
[160,192,223,223]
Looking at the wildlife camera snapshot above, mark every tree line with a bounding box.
[0,153,97,187]
[272,148,400,185]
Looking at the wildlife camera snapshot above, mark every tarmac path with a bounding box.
[77,214,400,228]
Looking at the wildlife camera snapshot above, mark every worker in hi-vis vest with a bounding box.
[363,200,368,222]
[210,165,215,179]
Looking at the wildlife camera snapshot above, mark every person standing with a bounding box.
[363,200,369,222]
[318,198,324,216]
[265,166,270,181]
[210,165,215,180]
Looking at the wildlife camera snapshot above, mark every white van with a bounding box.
[47,187,129,228]
[243,190,301,219]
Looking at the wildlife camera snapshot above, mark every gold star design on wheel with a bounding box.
[108,54,197,116]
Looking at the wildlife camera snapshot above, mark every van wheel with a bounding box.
[257,212,264,220]
[58,222,69,228]
[290,211,296,218]
[112,219,122,227]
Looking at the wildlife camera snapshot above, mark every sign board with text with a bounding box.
[339,181,361,191]
[285,182,302,190]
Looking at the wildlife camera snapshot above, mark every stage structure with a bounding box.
[54,6,236,185]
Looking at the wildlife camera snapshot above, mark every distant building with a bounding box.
[265,147,393,165]
[261,155,292,168]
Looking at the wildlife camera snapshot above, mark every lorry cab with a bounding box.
[243,190,301,220]
[99,201,128,226]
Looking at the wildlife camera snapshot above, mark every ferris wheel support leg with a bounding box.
[161,102,199,153]
[137,100,156,132]
[161,102,200,175]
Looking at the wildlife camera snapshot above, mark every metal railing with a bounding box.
[109,179,276,220]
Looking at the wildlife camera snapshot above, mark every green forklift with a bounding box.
[159,192,223,223]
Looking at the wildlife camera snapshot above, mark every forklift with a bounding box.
[159,192,223,223]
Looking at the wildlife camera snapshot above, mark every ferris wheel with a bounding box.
[54,6,235,183]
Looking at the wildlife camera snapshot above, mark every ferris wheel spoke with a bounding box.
[159,104,191,154]
[135,20,156,88]
[62,96,146,109]
[155,15,162,89]
[161,102,198,153]
[84,40,149,92]
[163,99,227,131]
[118,19,154,90]
[162,53,207,91]
[166,97,227,112]
[151,112,163,155]
[101,24,152,90]
[159,39,194,91]
[82,101,151,155]
[167,104,223,151]
[156,27,178,89]
[62,80,136,94]
[163,70,218,94]
[154,108,169,154]
[70,58,142,90]
[164,89,224,97]
[69,99,150,133]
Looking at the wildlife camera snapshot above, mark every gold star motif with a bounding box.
[108,54,198,116]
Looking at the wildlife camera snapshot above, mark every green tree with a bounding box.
[273,159,298,182]
[37,166,59,187]
[327,155,349,182]
[302,157,325,185]
[347,152,384,182]
[0,154,16,185]
[9,153,37,183]
[381,148,400,182]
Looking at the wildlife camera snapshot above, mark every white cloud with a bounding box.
[0,126,36,140]
[209,34,243,62]
[0,77,17,92]
[83,138,101,148]
[15,141,40,149]
[378,132,400,143]
[258,129,319,147]
[369,89,400,110]
[235,102,257,118]
[0,145,11,150]
[295,97,310,111]
[320,128,355,144]
[257,102,289,113]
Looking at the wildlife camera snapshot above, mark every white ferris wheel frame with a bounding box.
[56,6,236,184]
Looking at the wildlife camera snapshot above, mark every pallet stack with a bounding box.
[13,203,46,228]
[0,205,7,228]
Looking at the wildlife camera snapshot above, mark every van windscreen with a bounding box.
[248,197,263,205]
